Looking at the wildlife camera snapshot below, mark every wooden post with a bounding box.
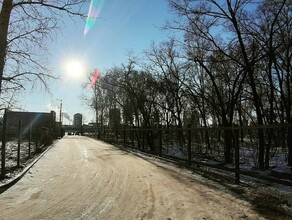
[188,124,192,166]
[28,125,31,158]
[1,109,8,179]
[17,119,22,167]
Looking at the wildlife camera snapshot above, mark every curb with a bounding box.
[0,139,59,192]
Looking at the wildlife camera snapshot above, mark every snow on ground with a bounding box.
[0,140,47,186]
[0,136,284,219]
[1,136,292,218]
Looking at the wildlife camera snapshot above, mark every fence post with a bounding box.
[17,119,22,167]
[158,124,162,157]
[234,128,240,184]
[188,124,192,166]
[35,128,39,152]
[123,125,126,148]
[28,125,31,159]
[1,109,8,179]
[131,129,134,148]
[142,129,145,150]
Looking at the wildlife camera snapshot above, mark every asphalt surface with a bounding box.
[0,136,265,219]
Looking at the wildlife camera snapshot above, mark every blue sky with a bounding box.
[19,0,173,124]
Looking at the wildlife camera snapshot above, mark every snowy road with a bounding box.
[0,136,264,219]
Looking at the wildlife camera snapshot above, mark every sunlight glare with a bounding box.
[65,59,85,79]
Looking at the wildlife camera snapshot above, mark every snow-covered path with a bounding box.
[0,136,264,219]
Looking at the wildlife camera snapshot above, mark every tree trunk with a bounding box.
[201,111,211,152]
[224,128,233,164]
[286,56,291,166]
[265,129,272,169]
[95,109,99,139]
[288,127,292,166]
[287,117,292,166]
[222,118,232,164]
[248,71,265,169]
[0,0,13,94]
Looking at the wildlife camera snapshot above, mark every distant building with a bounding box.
[73,113,82,129]
[5,110,57,137]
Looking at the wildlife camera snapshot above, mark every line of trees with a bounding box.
[85,0,291,169]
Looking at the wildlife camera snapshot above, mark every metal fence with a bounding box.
[87,124,291,185]
[0,110,57,179]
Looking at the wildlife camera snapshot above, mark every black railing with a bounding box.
[86,124,292,185]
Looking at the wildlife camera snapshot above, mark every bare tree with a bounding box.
[145,40,187,129]
[166,0,253,164]
[82,70,108,138]
[246,0,290,167]
[145,40,189,150]
[166,0,291,168]
[0,0,88,107]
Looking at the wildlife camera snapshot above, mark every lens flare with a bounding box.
[89,70,100,88]
[84,0,106,36]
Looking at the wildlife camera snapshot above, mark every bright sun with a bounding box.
[64,59,85,79]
